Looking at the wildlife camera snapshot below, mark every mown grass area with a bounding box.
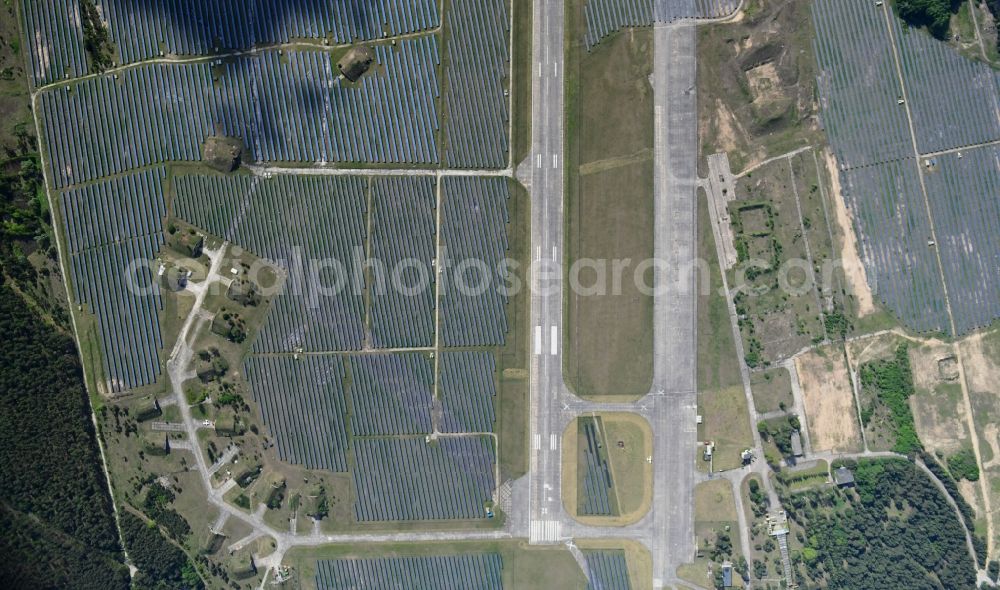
[284,540,587,590]
[696,191,743,393]
[750,367,793,414]
[564,0,654,398]
[776,460,829,492]
[497,178,531,479]
[698,385,754,472]
[562,413,652,526]
[602,414,653,521]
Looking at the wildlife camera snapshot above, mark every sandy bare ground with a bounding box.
[795,345,863,453]
[960,332,1000,470]
[824,151,875,317]
[713,99,741,157]
[908,341,971,456]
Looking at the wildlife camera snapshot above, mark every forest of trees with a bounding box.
[896,0,962,39]
[785,458,976,589]
[120,511,202,590]
[0,281,129,588]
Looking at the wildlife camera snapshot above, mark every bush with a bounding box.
[947,448,980,482]
[896,0,961,39]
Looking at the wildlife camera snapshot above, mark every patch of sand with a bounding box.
[959,479,984,521]
[910,388,967,456]
[795,346,863,453]
[33,30,50,72]
[960,332,1000,399]
[824,151,875,317]
[714,99,740,156]
[746,63,784,105]
[909,340,955,393]
[983,424,1000,470]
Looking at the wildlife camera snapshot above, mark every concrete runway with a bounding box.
[524,3,704,586]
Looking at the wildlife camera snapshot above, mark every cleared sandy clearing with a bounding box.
[824,151,875,317]
[795,345,863,453]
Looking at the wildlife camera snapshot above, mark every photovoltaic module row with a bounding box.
[583,0,739,49]
[892,19,1000,155]
[173,174,368,352]
[369,177,437,349]
[584,550,633,590]
[439,351,498,434]
[440,177,512,347]
[352,436,495,521]
[840,160,949,334]
[813,0,1000,335]
[580,420,615,516]
[19,0,88,86]
[347,353,434,436]
[244,354,350,472]
[59,168,168,393]
[39,39,441,189]
[443,0,511,169]
[922,149,1000,335]
[812,0,912,168]
[96,0,441,65]
[316,554,503,590]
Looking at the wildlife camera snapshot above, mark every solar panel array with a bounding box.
[814,0,1000,334]
[243,355,350,472]
[369,177,437,349]
[443,0,510,168]
[440,177,511,347]
[893,19,1000,155]
[812,0,913,168]
[348,353,434,436]
[20,0,88,86]
[584,550,632,590]
[583,0,739,49]
[439,351,498,433]
[580,420,614,516]
[173,174,368,353]
[922,149,1000,335]
[97,0,441,65]
[59,168,167,393]
[316,553,503,590]
[840,161,949,333]
[352,436,495,521]
[38,39,441,188]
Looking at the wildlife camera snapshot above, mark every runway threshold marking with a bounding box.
[550,326,558,355]
[533,434,541,451]
[534,325,541,354]
[550,434,558,450]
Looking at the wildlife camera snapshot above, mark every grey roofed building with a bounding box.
[790,430,803,457]
[834,466,856,487]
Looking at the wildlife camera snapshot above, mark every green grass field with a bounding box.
[284,540,587,590]
[564,0,654,398]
